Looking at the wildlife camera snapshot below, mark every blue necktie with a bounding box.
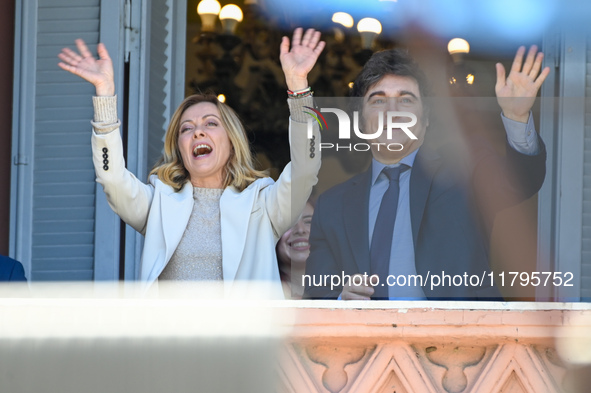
[370,165,407,300]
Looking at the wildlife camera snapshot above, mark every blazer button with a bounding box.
[103,153,108,159]
[309,153,315,158]
[102,147,108,153]
[103,159,109,165]
[310,147,315,153]
[103,165,109,171]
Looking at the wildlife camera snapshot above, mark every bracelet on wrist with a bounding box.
[287,87,313,99]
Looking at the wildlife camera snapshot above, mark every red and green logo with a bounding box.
[304,106,328,130]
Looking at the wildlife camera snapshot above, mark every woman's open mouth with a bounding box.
[192,144,212,158]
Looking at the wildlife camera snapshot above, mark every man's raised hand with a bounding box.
[495,45,550,123]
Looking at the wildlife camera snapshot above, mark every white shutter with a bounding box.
[147,0,171,170]
[538,31,585,300]
[581,34,591,299]
[11,0,125,280]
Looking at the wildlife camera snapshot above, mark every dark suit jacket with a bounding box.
[0,255,27,282]
[304,136,546,300]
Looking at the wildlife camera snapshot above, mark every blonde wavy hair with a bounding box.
[150,94,267,192]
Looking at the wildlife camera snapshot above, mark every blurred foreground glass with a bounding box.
[0,281,293,393]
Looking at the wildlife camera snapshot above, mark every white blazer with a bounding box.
[91,118,320,295]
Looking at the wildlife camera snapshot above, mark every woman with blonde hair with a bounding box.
[58,28,324,295]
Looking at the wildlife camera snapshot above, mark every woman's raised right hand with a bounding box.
[58,39,115,96]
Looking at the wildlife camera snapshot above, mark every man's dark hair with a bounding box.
[350,49,431,118]
[350,49,430,98]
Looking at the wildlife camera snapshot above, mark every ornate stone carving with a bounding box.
[289,343,375,393]
[424,345,486,393]
[376,370,409,393]
[499,370,527,393]
[278,307,588,393]
[532,345,568,391]
[305,345,369,392]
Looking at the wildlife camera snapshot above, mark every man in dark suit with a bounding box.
[0,255,27,282]
[304,45,548,300]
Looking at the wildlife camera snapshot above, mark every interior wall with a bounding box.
[0,0,16,255]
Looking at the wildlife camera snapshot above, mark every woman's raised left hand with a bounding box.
[58,39,115,97]
[280,27,325,92]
